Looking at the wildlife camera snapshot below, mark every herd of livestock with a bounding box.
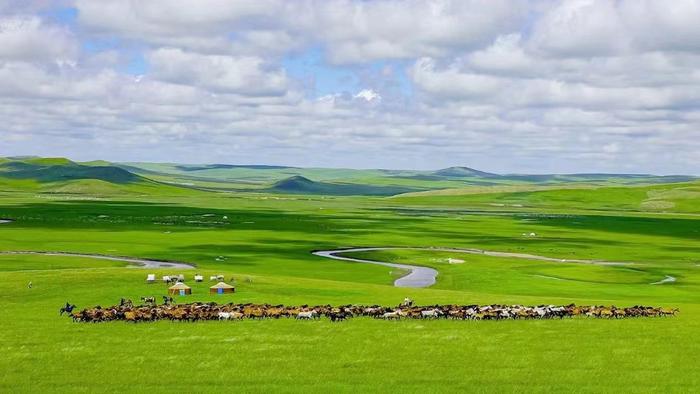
[64,301,679,323]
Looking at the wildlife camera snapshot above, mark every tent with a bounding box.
[209,282,235,294]
[194,275,204,282]
[168,282,192,296]
[146,274,156,283]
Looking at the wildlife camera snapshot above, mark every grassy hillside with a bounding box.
[0,158,138,183]
[0,157,202,197]
[268,175,417,196]
[119,161,697,196]
[392,181,700,214]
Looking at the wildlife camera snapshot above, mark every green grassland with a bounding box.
[0,157,699,392]
[118,161,697,195]
[393,181,700,214]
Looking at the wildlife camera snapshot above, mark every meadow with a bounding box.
[1,160,699,392]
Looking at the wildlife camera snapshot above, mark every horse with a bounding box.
[295,311,319,320]
[328,311,350,322]
[400,297,414,307]
[218,311,244,320]
[420,308,442,319]
[381,311,405,320]
[120,298,133,308]
[162,296,173,305]
[141,296,156,305]
[59,303,76,316]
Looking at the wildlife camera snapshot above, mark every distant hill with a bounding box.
[2,157,695,198]
[175,164,295,171]
[0,157,206,197]
[268,175,416,196]
[0,159,139,184]
[433,166,500,178]
[271,175,318,192]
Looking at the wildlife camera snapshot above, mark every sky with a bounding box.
[1,0,699,174]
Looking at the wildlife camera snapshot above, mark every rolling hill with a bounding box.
[117,161,698,197]
[433,166,500,178]
[0,157,200,197]
[267,175,417,196]
[391,180,700,214]
[0,158,138,183]
[1,156,697,199]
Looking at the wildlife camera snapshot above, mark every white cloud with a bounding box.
[0,16,77,64]
[147,48,288,96]
[1,1,700,174]
[354,89,380,102]
[529,0,700,57]
[74,0,526,61]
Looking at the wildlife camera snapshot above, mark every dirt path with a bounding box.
[0,251,195,269]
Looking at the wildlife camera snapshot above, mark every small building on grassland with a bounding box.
[168,282,191,296]
[146,274,156,284]
[210,282,235,294]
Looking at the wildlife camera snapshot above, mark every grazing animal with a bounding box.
[59,303,76,316]
[401,297,414,307]
[660,308,679,317]
[68,302,679,323]
[218,312,232,320]
[218,311,244,320]
[381,311,405,320]
[420,309,442,319]
[296,311,319,320]
[28,281,32,289]
[328,311,350,322]
[124,311,138,323]
[141,296,156,305]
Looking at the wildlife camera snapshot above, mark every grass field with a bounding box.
[1,160,699,392]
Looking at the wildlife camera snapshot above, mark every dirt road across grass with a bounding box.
[0,251,195,269]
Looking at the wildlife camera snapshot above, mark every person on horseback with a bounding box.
[60,302,75,316]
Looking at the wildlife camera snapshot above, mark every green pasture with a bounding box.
[0,184,699,392]
[392,181,700,214]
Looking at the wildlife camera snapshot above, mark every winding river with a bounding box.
[313,249,439,288]
[0,220,674,287]
[312,247,674,288]
[0,251,195,269]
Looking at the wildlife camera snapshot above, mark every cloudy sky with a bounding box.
[1,0,699,174]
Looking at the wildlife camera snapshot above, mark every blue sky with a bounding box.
[1,0,699,174]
